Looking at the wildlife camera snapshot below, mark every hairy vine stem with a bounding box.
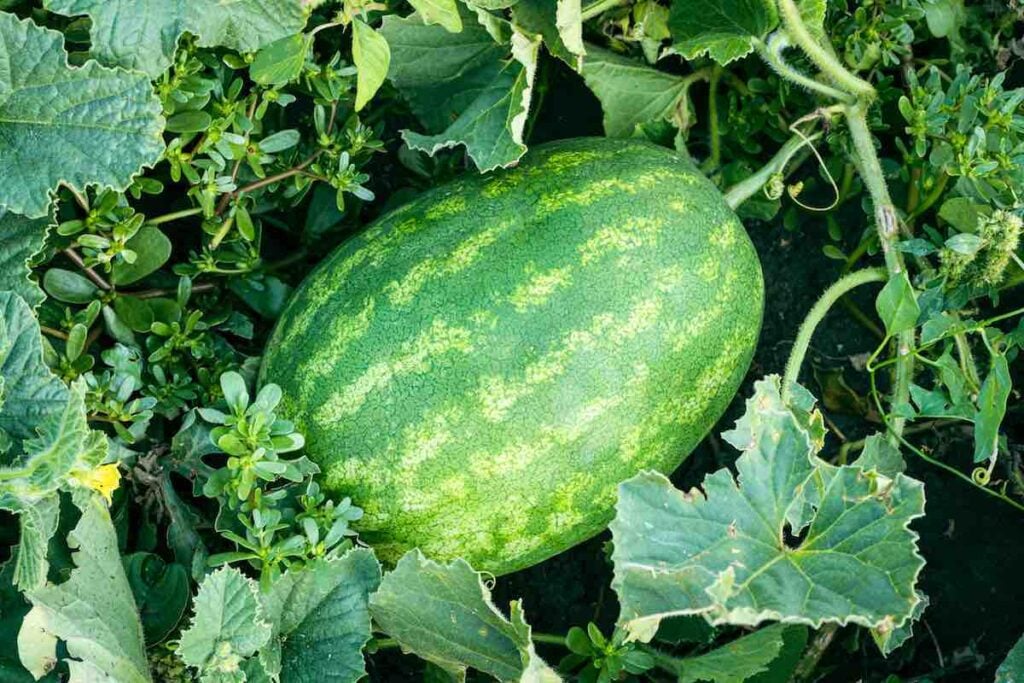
[767,2,916,444]
[781,267,887,400]
[724,131,821,209]
[777,0,874,100]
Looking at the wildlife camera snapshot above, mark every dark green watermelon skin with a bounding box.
[260,138,764,575]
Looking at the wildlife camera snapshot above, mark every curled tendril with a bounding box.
[765,173,786,200]
[785,110,841,212]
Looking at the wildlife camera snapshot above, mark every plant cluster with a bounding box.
[0,0,1023,681]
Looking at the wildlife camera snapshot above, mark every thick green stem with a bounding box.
[724,131,821,209]
[756,36,853,103]
[778,0,874,100]
[844,103,916,442]
[782,268,887,398]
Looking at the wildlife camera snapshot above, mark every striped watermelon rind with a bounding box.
[261,138,764,575]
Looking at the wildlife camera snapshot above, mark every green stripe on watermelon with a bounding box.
[261,137,764,575]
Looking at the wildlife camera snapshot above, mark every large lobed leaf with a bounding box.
[370,551,560,682]
[380,5,540,172]
[0,213,49,309]
[0,13,164,218]
[18,497,150,682]
[178,567,271,682]
[611,376,926,643]
[44,0,308,78]
[667,0,778,64]
[580,45,694,137]
[0,292,107,589]
[260,550,381,683]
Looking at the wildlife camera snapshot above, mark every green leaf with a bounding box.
[511,0,584,68]
[748,625,807,683]
[875,272,920,337]
[579,45,692,137]
[675,624,788,683]
[611,376,926,640]
[872,592,927,656]
[251,33,310,86]
[996,632,1024,683]
[408,0,464,32]
[0,212,49,309]
[19,497,151,682]
[165,111,214,134]
[259,549,381,682]
[0,292,107,589]
[369,551,560,682]
[42,268,98,304]
[381,7,540,171]
[0,13,164,218]
[123,553,189,644]
[855,434,906,478]
[973,353,1010,463]
[0,560,35,682]
[111,226,172,285]
[178,567,271,682]
[923,0,966,43]
[352,19,391,112]
[43,0,309,78]
[937,197,985,233]
[667,0,778,65]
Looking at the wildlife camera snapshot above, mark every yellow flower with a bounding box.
[75,463,122,504]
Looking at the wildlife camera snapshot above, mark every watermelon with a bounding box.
[260,138,764,575]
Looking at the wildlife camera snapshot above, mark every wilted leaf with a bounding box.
[667,0,778,64]
[0,13,164,218]
[611,376,926,641]
[580,45,693,137]
[19,497,150,682]
[369,551,560,682]
[381,6,540,171]
[259,549,381,682]
[44,0,308,78]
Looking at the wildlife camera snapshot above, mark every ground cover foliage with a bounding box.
[0,0,1023,680]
